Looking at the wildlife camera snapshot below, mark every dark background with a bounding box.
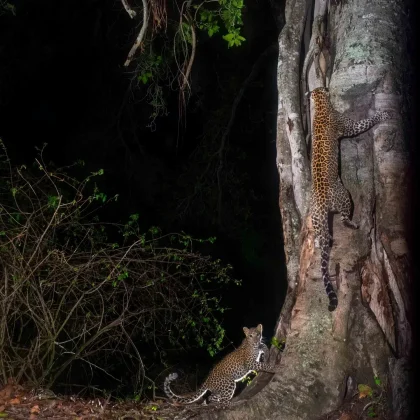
[0,0,286,387]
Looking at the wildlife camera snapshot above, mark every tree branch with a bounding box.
[277,0,311,221]
[124,0,149,67]
[121,0,137,19]
[179,13,197,94]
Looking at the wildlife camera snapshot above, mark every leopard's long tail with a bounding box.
[164,373,207,404]
[320,237,338,311]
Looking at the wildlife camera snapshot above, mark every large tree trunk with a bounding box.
[193,1,412,419]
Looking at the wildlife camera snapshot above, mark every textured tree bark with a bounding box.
[190,1,412,419]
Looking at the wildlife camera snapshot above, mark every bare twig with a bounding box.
[0,147,235,393]
[121,0,137,18]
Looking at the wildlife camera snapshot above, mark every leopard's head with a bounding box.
[243,324,263,346]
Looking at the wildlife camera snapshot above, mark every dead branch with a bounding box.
[179,13,196,94]
[124,0,149,67]
[0,143,237,392]
[121,0,137,18]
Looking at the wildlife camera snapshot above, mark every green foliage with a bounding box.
[271,336,286,351]
[0,1,16,15]
[0,141,239,395]
[367,405,377,418]
[197,9,220,37]
[222,29,246,48]
[137,54,163,85]
[356,375,388,419]
[130,0,246,124]
[196,0,246,46]
[181,22,194,45]
[135,49,169,126]
[47,195,60,209]
[139,71,153,84]
[240,371,256,386]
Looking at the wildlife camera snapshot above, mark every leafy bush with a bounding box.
[0,141,239,395]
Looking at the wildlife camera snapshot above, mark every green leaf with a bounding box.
[139,72,153,84]
[208,24,220,37]
[48,195,60,209]
[222,33,234,42]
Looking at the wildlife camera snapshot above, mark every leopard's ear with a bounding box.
[243,327,250,336]
[256,324,263,333]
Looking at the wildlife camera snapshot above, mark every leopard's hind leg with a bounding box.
[331,179,358,229]
[207,381,235,406]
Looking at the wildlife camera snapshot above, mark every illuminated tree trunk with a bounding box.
[197,0,412,419]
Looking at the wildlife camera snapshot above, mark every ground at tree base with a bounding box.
[0,380,392,420]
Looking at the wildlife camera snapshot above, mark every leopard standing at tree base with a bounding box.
[310,87,390,311]
[164,324,275,407]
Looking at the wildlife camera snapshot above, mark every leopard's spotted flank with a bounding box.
[310,87,390,311]
[164,324,275,406]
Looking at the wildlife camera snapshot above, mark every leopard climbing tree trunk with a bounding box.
[196,0,412,419]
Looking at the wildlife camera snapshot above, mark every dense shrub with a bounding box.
[0,141,239,395]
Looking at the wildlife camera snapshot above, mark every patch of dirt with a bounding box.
[0,379,225,419]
